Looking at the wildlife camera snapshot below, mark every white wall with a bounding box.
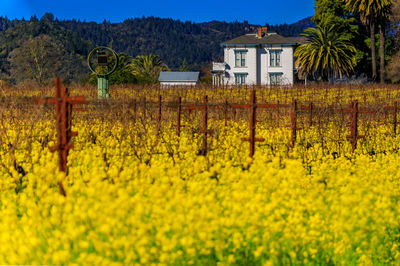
[265,45,294,85]
[224,46,257,85]
[224,45,294,86]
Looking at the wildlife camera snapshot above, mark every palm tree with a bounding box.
[130,54,169,84]
[345,0,392,83]
[294,25,357,83]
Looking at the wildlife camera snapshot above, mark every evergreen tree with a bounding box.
[346,0,393,82]
[179,58,189,72]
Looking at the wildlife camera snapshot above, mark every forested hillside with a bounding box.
[60,16,312,70]
[0,14,312,84]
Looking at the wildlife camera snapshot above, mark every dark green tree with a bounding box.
[387,1,400,82]
[346,0,393,82]
[179,58,189,72]
[313,0,371,77]
[8,34,63,85]
[313,0,357,37]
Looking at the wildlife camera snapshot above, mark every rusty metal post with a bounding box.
[133,98,137,123]
[177,96,182,137]
[54,78,67,173]
[35,77,87,196]
[202,95,208,155]
[384,108,388,124]
[290,99,297,147]
[350,100,359,151]
[276,100,280,127]
[157,95,162,123]
[394,102,398,135]
[142,97,146,121]
[55,79,68,197]
[224,100,228,127]
[249,90,256,158]
[339,100,370,152]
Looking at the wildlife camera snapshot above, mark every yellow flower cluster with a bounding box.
[0,85,399,265]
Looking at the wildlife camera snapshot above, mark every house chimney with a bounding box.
[258,28,262,38]
[262,27,268,34]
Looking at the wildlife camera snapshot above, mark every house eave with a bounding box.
[160,80,198,82]
[222,43,298,47]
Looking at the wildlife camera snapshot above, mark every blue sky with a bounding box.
[1,0,315,25]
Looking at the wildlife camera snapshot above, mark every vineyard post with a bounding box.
[276,100,280,127]
[290,99,298,147]
[249,91,257,157]
[176,96,182,137]
[231,90,265,158]
[133,98,137,123]
[224,100,228,127]
[186,95,212,155]
[157,95,162,123]
[350,100,359,151]
[142,97,146,121]
[35,77,87,196]
[309,102,313,127]
[394,102,398,135]
[202,95,208,155]
[339,100,371,152]
[384,102,398,135]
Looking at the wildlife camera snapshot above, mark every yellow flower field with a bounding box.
[0,85,400,265]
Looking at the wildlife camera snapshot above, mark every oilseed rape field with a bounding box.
[1,84,400,265]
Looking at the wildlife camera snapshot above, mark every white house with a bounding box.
[159,72,200,87]
[212,27,304,86]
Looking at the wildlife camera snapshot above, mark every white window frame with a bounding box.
[270,50,282,67]
[269,73,283,85]
[235,50,247,67]
[234,73,247,85]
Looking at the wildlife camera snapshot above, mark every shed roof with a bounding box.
[223,33,305,46]
[159,72,200,82]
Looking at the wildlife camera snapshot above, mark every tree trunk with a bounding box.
[379,23,385,84]
[370,19,377,82]
[329,69,334,85]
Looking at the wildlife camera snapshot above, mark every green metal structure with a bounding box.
[87,47,119,99]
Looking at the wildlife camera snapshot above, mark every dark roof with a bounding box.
[223,33,305,46]
[159,72,199,82]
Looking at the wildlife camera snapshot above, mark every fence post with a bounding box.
[177,96,182,137]
[157,95,162,123]
[249,90,256,158]
[350,100,359,151]
[35,77,87,196]
[276,100,280,127]
[224,100,228,127]
[290,99,297,147]
[202,95,208,155]
[133,98,137,123]
[142,97,146,120]
[231,90,265,158]
[394,102,397,135]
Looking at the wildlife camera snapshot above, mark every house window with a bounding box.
[235,50,246,67]
[270,73,283,85]
[270,50,281,67]
[235,73,247,84]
